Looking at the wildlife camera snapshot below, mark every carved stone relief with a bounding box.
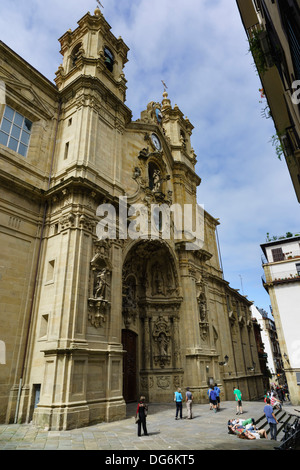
[88,240,112,328]
[197,289,209,343]
[153,316,171,368]
[122,240,182,374]
[129,138,171,207]
[122,275,138,329]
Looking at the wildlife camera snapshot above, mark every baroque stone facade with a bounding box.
[0,7,264,430]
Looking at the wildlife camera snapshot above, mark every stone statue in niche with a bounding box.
[122,276,137,328]
[153,316,171,368]
[94,268,107,300]
[123,283,136,308]
[153,169,161,192]
[88,240,112,329]
[152,264,165,296]
[198,292,209,343]
[199,294,208,322]
[158,332,169,357]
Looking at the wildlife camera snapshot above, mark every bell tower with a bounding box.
[55,6,129,102]
[30,7,132,431]
[51,6,132,188]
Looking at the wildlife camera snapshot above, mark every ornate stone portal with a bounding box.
[122,240,183,402]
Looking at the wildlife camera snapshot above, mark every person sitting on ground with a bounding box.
[239,428,268,440]
[227,418,256,434]
[228,420,246,436]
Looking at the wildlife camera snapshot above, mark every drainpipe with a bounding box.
[14,99,61,423]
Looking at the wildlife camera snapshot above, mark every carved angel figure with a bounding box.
[153,169,161,192]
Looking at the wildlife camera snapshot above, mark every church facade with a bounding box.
[0,8,264,430]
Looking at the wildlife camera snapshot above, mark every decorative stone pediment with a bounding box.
[0,75,54,118]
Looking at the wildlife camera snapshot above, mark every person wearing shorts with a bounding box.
[214,383,221,410]
[233,386,243,415]
[208,385,218,413]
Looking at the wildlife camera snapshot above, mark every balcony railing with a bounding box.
[271,271,300,284]
[262,271,300,289]
[262,249,300,264]
[282,249,300,260]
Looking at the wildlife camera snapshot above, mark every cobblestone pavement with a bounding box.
[0,400,290,451]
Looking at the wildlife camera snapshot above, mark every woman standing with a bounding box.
[136,396,148,437]
[174,387,183,420]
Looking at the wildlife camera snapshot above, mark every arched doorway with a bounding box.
[121,239,183,403]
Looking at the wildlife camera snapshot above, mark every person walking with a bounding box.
[207,388,213,410]
[208,385,218,413]
[264,397,279,440]
[233,386,243,415]
[174,387,183,420]
[214,383,221,411]
[185,387,193,419]
[277,386,284,403]
[271,392,282,410]
[136,396,148,437]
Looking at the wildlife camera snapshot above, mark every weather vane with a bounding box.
[161,80,168,92]
[96,0,104,9]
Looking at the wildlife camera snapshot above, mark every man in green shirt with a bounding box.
[233,387,243,415]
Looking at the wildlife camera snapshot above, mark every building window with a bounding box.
[70,43,82,68]
[104,47,114,72]
[296,263,300,275]
[46,259,55,283]
[64,142,69,160]
[271,247,284,262]
[0,105,32,157]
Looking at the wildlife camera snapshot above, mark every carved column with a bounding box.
[172,314,181,369]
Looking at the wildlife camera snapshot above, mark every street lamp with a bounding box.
[219,355,229,366]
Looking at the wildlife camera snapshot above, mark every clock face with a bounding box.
[151,133,161,151]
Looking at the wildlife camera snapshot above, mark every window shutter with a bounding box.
[271,248,284,262]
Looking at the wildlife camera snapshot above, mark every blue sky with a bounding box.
[1,0,300,314]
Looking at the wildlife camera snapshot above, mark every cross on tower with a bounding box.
[161,80,168,92]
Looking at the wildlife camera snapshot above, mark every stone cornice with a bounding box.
[0,167,45,203]
[57,74,132,123]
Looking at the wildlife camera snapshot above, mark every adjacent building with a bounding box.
[261,233,300,404]
[236,0,300,202]
[0,7,264,430]
[251,305,284,386]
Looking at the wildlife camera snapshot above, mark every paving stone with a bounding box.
[0,401,294,451]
